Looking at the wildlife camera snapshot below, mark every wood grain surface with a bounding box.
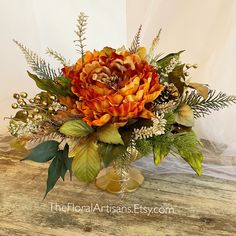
[0,150,236,236]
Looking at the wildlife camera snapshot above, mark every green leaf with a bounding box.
[168,64,186,95]
[152,134,171,165]
[163,111,176,132]
[22,140,59,162]
[98,143,127,167]
[153,143,170,166]
[120,130,133,146]
[55,77,74,96]
[126,119,138,126]
[72,139,100,182]
[44,155,62,199]
[40,143,74,199]
[14,110,28,122]
[164,111,176,125]
[128,118,153,130]
[59,120,93,137]
[63,143,72,180]
[157,50,184,69]
[151,131,203,174]
[169,64,185,78]
[56,150,67,181]
[27,71,73,97]
[28,71,57,92]
[172,131,203,175]
[96,124,124,145]
[178,148,203,176]
[60,163,67,181]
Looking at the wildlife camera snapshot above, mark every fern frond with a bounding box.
[13,40,58,79]
[129,25,142,54]
[74,12,88,61]
[182,89,236,118]
[25,132,64,149]
[37,132,64,143]
[46,48,69,65]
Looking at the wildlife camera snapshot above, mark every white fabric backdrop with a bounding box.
[127,0,236,154]
[0,0,235,168]
[0,0,126,133]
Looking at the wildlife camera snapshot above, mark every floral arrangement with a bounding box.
[8,13,236,197]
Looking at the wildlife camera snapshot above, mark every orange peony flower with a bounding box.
[62,47,163,127]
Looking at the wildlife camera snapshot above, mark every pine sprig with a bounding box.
[13,40,58,79]
[46,48,69,65]
[74,12,88,62]
[129,25,142,54]
[182,89,236,118]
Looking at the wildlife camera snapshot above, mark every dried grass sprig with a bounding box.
[46,48,69,66]
[74,12,88,62]
[149,29,162,55]
[129,24,142,54]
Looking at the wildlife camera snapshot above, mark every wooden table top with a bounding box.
[1,149,236,236]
